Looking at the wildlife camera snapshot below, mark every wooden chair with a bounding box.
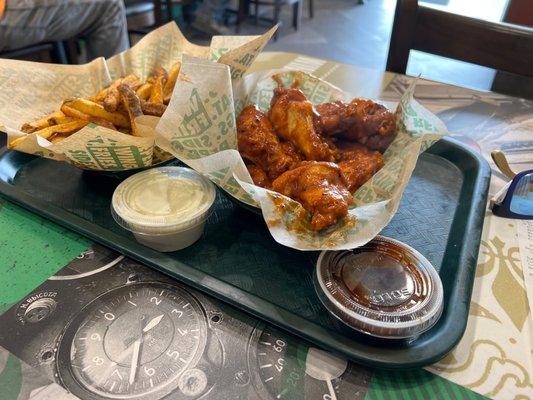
[386,0,533,78]
[238,0,313,40]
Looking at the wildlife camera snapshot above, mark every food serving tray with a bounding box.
[0,136,490,369]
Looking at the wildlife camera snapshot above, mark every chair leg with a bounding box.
[309,0,314,18]
[51,41,68,64]
[255,0,260,25]
[273,1,281,40]
[293,1,302,31]
[236,0,249,34]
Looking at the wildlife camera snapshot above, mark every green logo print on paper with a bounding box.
[171,88,235,159]
[210,167,256,205]
[67,135,149,170]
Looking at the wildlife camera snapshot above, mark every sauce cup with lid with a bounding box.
[111,167,216,252]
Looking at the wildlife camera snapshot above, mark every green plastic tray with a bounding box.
[0,136,490,368]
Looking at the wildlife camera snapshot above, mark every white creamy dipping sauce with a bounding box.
[112,167,216,236]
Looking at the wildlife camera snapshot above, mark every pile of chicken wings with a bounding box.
[237,78,396,231]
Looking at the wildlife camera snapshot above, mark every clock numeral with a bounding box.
[273,339,285,353]
[150,297,162,306]
[92,356,104,365]
[104,313,115,321]
[275,358,284,372]
[111,369,123,380]
[177,328,188,336]
[90,333,101,341]
[144,366,155,377]
[166,349,180,361]
[171,309,183,318]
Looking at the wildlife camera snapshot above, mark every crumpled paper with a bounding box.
[0,22,276,171]
[156,63,447,250]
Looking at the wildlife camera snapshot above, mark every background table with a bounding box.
[1,52,532,400]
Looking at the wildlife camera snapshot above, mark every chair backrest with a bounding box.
[386,0,533,77]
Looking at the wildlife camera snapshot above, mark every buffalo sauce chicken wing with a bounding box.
[246,163,271,188]
[316,99,396,151]
[237,105,301,180]
[269,85,337,162]
[272,162,352,231]
[337,143,384,192]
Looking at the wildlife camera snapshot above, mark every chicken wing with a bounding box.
[246,163,271,189]
[316,99,396,152]
[237,105,301,180]
[337,143,384,192]
[272,161,352,231]
[269,85,337,162]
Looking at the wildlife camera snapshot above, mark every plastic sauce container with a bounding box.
[314,236,443,340]
[111,167,216,252]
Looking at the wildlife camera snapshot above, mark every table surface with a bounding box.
[0,51,532,400]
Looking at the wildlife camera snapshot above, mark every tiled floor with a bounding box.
[182,0,532,98]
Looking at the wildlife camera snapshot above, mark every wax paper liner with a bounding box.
[156,63,446,250]
[0,22,276,171]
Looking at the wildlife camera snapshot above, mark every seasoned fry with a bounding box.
[121,74,139,85]
[163,61,181,103]
[61,104,117,130]
[10,119,89,148]
[90,74,139,102]
[149,67,167,104]
[21,110,65,133]
[140,100,167,117]
[49,114,76,125]
[103,87,120,112]
[136,83,153,100]
[90,79,121,102]
[49,132,72,143]
[20,65,179,143]
[118,84,143,136]
[33,120,88,139]
[63,98,130,128]
[128,79,144,91]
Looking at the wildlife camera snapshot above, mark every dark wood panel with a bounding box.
[387,0,533,78]
[414,6,533,77]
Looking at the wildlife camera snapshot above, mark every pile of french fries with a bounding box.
[10,61,182,148]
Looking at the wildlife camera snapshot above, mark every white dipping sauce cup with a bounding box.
[111,167,216,252]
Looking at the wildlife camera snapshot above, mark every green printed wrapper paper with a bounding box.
[0,22,276,171]
[156,66,447,250]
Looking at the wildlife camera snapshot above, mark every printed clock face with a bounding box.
[248,325,370,400]
[57,282,207,399]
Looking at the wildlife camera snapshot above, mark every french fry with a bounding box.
[61,104,117,130]
[49,132,72,143]
[140,100,167,117]
[128,79,144,91]
[8,135,29,148]
[50,115,76,125]
[89,74,138,102]
[103,87,120,112]
[118,84,143,136]
[121,74,139,85]
[21,110,65,133]
[163,61,181,103]
[149,67,167,104]
[63,98,130,128]
[10,119,89,148]
[136,83,152,100]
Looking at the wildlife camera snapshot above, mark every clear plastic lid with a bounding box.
[111,167,216,235]
[314,236,444,339]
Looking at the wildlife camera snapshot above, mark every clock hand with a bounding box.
[129,339,141,385]
[143,314,164,333]
[326,379,337,400]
